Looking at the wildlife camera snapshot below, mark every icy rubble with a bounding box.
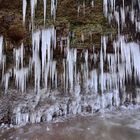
[14,68,29,93]
[0,36,6,87]
[43,0,47,24]
[31,0,37,26]
[13,44,24,69]
[11,87,122,126]
[29,0,57,26]
[2,69,12,93]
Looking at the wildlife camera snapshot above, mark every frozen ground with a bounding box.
[0,107,140,140]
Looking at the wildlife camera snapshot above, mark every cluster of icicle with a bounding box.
[103,0,140,33]
[11,32,140,125]
[23,0,57,25]
[1,0,140,100]
[0,27,56,93]
[1,30,140,97]
[1,42,29,93]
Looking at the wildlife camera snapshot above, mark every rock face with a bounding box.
[0,0,21,10]
[0,0,26,45]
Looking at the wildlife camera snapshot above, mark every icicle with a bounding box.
[51,27,56,49]
[90,70,98,93]
[0,36,3,65]
[77,5,80,16]
[3,70,12,93]
[74,49,77,83]
[23,0,27,25]
[63,59,66,90]
[51,0,57,20]
[136,21,140,32]
[67,48,74,92]
[43,0,47,25]
[31,0,37,27]
[32,30,41,52]
[113,90,120,106]
[41,27,56,78]
[51,61,56,85]
[41,30,54,87]
[114,11,120,34]
[130,8,135,23]
[120,7,125,29]
[84,50,89,91]
[0,36,6,80]
[100,46,104,94]
[45,61,50,90]
[102,36,107,60]
[41,29,48,76]
[55,70,57,88]
[81,33,84,42]
[83,1,85,16]
[14,68,29,93]
[2,55,6,79]
[14,107,21,125]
